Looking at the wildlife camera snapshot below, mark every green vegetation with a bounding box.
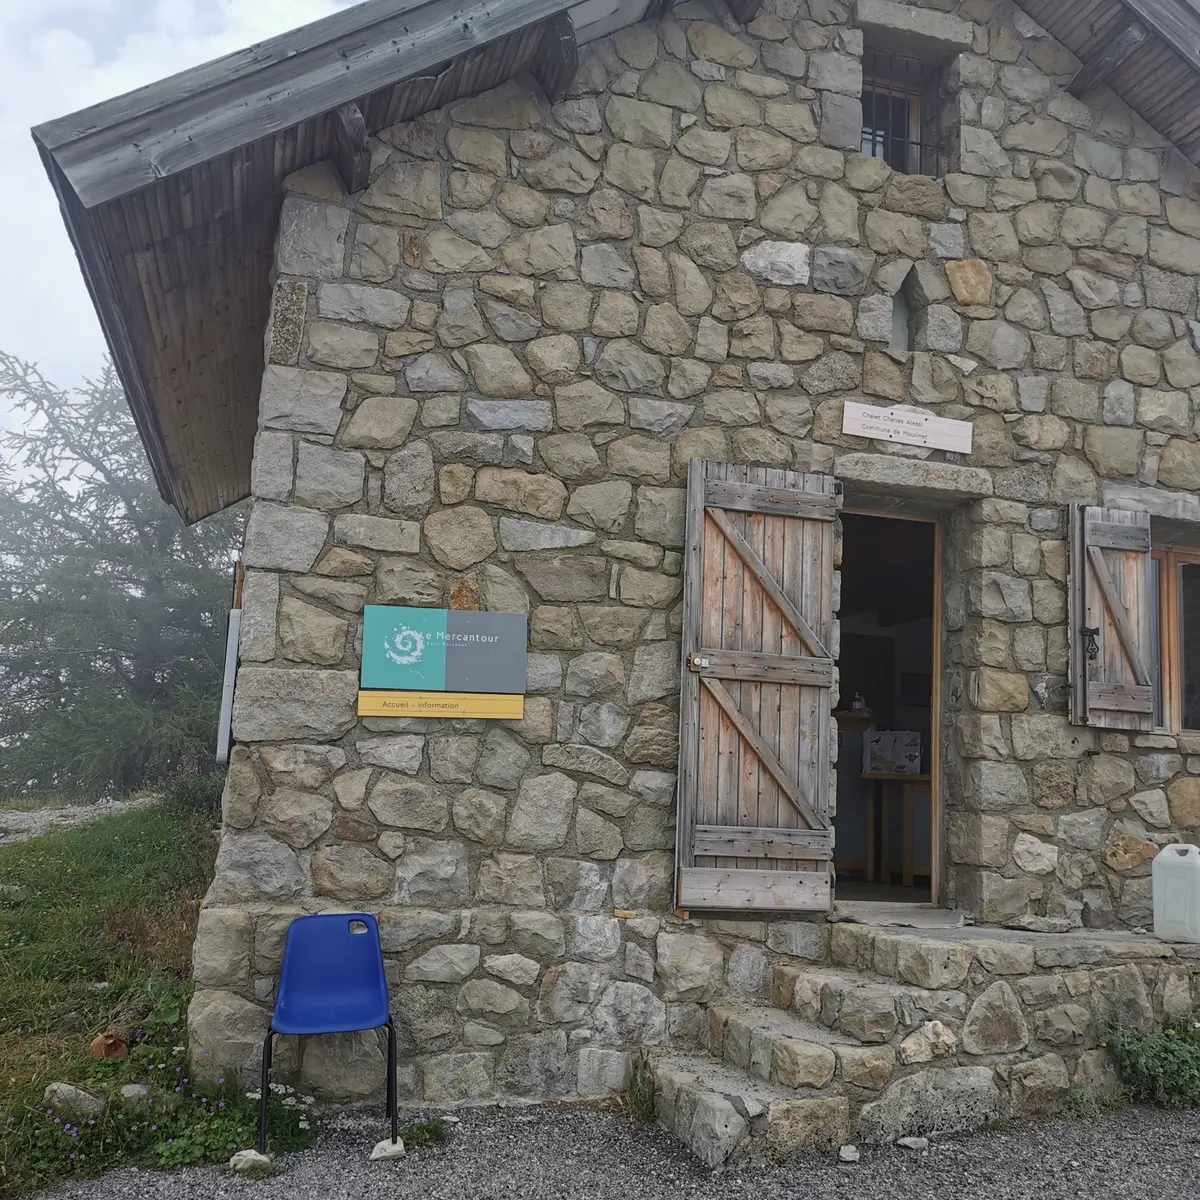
[1108,1010,1200,1108]
[399,1120,447,1149]
[0,788,314,1195]
[625,1051,657,1126]
[0,793,81,814]
[0,353,242,801]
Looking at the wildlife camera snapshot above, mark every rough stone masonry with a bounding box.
[191,0,1200,1105]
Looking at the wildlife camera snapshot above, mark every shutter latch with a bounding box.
[1080,626,1100,661]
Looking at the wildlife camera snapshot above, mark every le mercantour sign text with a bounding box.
[842,400,974,455]
[358,606,528,719]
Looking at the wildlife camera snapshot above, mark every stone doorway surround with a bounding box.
[836,456,988,911]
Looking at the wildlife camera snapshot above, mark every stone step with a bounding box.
[829,923,995,988]
[649,1053,852,1168]
[708,1003,897,1094]
[826,921,1174,985]
[774,966,969,1044]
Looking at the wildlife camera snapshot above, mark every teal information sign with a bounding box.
[360,606,527,695]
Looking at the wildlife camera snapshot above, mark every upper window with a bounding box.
[860,49,942,178]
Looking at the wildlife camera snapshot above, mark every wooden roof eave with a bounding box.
[35,145,185,516]
[35,0,583,210]
[1020,0,1200,168]
[31,0,587,521]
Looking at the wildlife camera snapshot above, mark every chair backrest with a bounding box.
[275,914,390,1032]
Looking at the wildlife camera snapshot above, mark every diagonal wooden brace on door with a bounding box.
[1085,544,1151,686]
[700,675,829,830]
[705,506,830,658]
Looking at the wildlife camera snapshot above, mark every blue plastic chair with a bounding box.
[259,913,397,1153]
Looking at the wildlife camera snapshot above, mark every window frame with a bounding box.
[1151,544,1200,732]
[860,48,943,178]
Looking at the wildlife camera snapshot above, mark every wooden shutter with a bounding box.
[1068,504,1155,730]
[675,461,838,911]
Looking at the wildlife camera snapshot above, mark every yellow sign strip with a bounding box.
[357,691,525,719]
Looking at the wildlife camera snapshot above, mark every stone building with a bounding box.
[34,0,1200,1158]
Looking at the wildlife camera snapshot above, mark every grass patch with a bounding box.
[0,779,315,1194]
[399,1120,446,1149]
[1108,1010,1200,1108]
[0,792,88,815]
[625,1051,657,1126]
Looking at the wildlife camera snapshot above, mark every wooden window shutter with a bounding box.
[675,461,838,911]
[1068,503,1155,731]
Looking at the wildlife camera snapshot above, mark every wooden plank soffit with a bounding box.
[1069,19,1151,96]
[1117,0,1200,79]
[333,103,371,193]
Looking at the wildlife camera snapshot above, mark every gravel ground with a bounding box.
[0,796,158,848]
[35,1103,1200,1200]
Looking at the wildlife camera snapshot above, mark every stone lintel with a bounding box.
[1101,481,1200,526]
[835,453,994,502]
[855,0,974,59]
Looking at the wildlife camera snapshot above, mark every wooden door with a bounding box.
[675,460,838,911]
[1068,504,1154,730]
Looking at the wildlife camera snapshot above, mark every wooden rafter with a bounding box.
[531,12,579,101]
[332,103,371,194]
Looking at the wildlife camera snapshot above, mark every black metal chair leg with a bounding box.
[387,1018,398,1143]
[258,1031,274,1154]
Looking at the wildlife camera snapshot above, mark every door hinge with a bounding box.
[1080,626,1100,661]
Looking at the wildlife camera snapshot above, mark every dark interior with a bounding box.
[835,514,936,902]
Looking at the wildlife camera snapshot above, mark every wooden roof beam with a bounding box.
[530,12,579,102]
[1069,18,1151,97]
[332,103,371,194]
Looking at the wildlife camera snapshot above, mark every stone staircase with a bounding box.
[648,921,1194,1167]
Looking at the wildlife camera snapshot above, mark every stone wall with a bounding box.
[192,0,1200,1102]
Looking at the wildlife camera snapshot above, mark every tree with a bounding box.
[0,353,243,797]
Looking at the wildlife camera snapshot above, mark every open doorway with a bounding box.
[834,513,938,903]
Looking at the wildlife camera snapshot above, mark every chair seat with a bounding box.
[272,992,390,1036]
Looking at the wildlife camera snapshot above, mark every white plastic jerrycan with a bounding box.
[1153,844,1200,943]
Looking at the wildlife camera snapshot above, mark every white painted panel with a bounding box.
[842,400,973,455]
